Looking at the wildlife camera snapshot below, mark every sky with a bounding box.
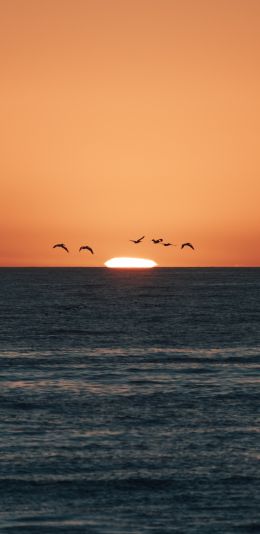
[1,0,259,267]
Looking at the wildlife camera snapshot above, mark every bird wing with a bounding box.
[53,243,67,250]
[62,245,69,253]
[80,245,94,254]
[138,236,145,241]
[181,243,194,249]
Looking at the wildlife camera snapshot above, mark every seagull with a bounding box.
[181,242,195,250]
[130,236,145,244]
[162,242,176,247]
[152,238,163,244]
[53,243,69,253]
[79,245,94,254]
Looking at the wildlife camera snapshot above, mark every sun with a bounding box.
[105,257,157,268]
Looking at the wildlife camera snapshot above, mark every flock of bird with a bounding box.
[52,237,194,254]
[53,244,94,254]
[130,236,195,249]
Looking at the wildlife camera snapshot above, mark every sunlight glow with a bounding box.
[105,257,157,268]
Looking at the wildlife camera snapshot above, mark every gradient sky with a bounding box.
[1,0,259,266]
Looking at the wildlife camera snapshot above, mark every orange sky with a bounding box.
[1,0,259,266]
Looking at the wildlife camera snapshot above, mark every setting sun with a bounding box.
[105,257,157,268]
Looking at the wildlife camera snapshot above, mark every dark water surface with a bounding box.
[0,268,259,533]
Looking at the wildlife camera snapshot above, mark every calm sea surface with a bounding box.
[0,268,259,533]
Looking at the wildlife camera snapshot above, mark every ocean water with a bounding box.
[0,267,259,533]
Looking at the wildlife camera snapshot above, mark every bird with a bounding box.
[79,245,94,254]
[130,236,145,244]
[162,242,176,247]
[181,242,194,250]
[53,243,69,253]
[152,238,163,244]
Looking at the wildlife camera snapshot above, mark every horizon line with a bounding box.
[0,265,259,269]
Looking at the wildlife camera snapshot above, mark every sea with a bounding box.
[0,267,259,533]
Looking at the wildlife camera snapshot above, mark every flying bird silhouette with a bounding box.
[53,243,69,253]
[152,238,163,244]
[162,243,176,247]
[79,245,94,254]
[181,242,195,250]
[130,236,145,244]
